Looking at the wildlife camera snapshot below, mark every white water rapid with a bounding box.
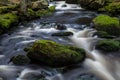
[0,1,120,80]
[69,28,120,80]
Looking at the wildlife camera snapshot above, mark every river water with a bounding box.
[0,1,120,80]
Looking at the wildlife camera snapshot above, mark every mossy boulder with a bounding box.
[0,5,17,14]
[93,15,120,36]
[25,40,86,67]
[98,2,120,15]
[93,31,115,39]
[52,32,73,36]
[0,13,18,29]
[96,40,120,52]
[12,55,30,65]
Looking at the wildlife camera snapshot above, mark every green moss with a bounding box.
[96,40,120,52]
[0,13,18,29]
[26,40,86,67]
[94,31,115,39]
[105,2,120,15]
[36,9,52,17]
[36,6,55,17]
[0,5,17,14]
[27,8,35,16]
[12,55,30,65]
[35,6,55,17]
[93,15,120,36]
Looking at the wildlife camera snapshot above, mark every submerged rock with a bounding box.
[52,32,73,36]
[25,40,86,67]
[61,4,67,7]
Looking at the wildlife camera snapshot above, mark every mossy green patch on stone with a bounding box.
[93,15,120,36]
[0,13,18,29]
[96,39,120,52]
[12,55,30,65]
[0,5,17,14]
[26,40,86,67]
[105,2,120,15]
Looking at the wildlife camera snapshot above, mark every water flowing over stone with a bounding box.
[0,1,120,80]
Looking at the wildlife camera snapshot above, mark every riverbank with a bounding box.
[0,0,55,34]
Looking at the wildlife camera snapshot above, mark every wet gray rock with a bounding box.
[55,24,67,30]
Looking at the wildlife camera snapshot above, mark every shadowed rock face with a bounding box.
[78,0,105,10]
[65,0,78,4]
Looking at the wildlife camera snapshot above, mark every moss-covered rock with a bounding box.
[98,2,120,15]
[93,31,115,39]
[52,32,73,36]
[0,13,18,29]
[0,5,17,14]
[96,40,120,52]
[12,55,30,65]
[35,6,55,17]
[31,0,48,10]
[25,40,86,67]
[93,15,120,36]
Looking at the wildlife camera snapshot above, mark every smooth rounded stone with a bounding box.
[55,24,67,30]
[51,32,73,36]
[25,40,86,67]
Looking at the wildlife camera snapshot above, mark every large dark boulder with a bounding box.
[78,0,105,10]
[25,40,86,67]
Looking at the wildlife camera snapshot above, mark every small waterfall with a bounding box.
[49,1,83,10]
[70,28,120,80]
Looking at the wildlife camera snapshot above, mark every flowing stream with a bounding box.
[0,1,120,80]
